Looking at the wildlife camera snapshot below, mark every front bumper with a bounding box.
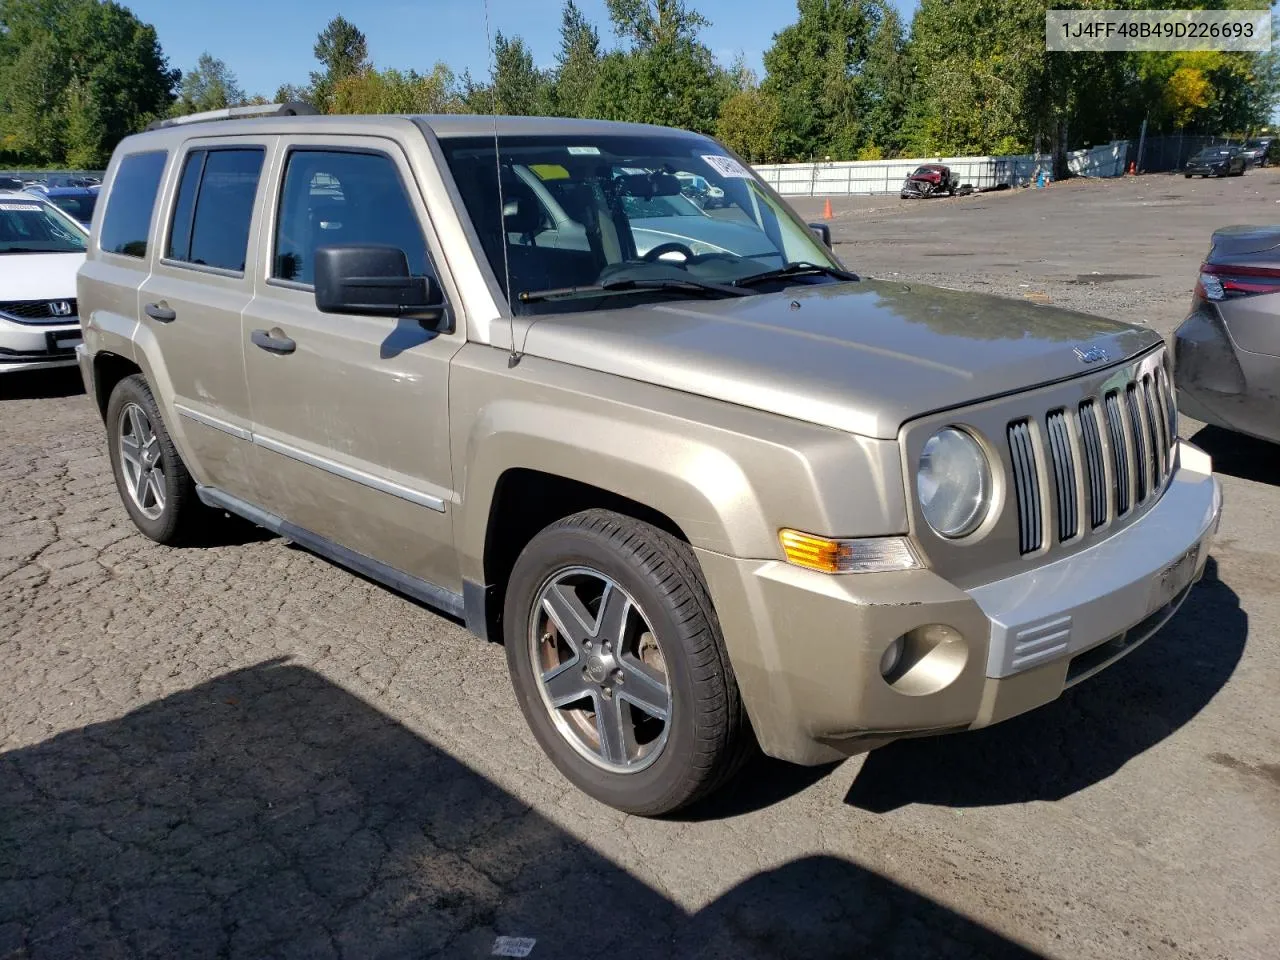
[697,440,1223,765]
[0,316,82,373]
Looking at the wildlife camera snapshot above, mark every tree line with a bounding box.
[1,0,1276,171]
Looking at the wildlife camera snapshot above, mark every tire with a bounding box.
[105,374,205,544]
[503,509,754,816]
[1184,173,1192,178]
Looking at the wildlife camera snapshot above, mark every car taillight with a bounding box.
[1197,262,1280,301]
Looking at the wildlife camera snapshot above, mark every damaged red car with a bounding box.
[900,163,956,198]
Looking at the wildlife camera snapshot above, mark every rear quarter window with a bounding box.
[99,151,168,258]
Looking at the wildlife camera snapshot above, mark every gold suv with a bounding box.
[77,104,1222,815]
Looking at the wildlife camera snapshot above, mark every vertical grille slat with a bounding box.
[1079,400,1108,528]
[1104,391,1131,516]
[1008,420,1042,555]
[1125,384,1148,503]
[1046,410,1078,542]
[1143,375,1166,484]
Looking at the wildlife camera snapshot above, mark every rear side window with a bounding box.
[273,149,429,285]
[167,147,264,272]
[99,151,167,258]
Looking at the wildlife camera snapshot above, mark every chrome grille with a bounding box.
[1009,357,1176,556]
[1008,420,1042,554]
[1078,400,1107,529]
[0,298,78,325]
[1045,410,1077,542]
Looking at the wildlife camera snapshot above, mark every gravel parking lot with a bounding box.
[3,171,1278,960]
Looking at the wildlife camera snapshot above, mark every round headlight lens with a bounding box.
[917,428,992,538]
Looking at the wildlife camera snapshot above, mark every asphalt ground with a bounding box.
[2,170,1278,959]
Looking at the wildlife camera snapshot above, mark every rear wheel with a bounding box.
[503,509,754,815]
[105,375,205,544]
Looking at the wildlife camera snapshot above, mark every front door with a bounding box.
[137,139,274,502]
[241,138,464,592]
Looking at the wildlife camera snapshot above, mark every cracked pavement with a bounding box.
[3,173,1279,959]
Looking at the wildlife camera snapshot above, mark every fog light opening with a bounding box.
[879,636,906,678]
[882,624,968,697]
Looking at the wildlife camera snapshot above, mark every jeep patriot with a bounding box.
[76,105,1223,815]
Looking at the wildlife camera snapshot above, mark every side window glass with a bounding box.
[274,150,430,286]
[99,151,167,258]
[166,148,264,272]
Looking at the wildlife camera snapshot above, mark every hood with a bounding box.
[518,278,1161,439]
[0,251,84,301]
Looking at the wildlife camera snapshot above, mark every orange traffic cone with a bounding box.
[822,198,833,219]
[1128,161,1136,175]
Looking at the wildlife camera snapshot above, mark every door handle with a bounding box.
[144,302,176,323]
[251,328,296,355]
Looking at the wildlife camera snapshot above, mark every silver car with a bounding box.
[1175,225,1280,444]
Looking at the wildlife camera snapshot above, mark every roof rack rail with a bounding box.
[146,101,318,132]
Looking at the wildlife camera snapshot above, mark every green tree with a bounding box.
[464,31,552,116]
[588,0,728,133]
[860,3,909,155]
[311,14,369,113]
[172,53,245,116]
[331,64,462,115]
[716,87,782,161]
[0,0,178,166]
[762,0,884,161]
[551,0,602,117]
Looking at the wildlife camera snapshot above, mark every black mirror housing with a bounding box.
[314,245,444,321]
[808,222,832,248]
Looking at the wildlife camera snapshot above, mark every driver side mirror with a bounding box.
[314,245,445,325]
[808,223,832,248]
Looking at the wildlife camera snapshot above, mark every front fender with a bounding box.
[450,345,909,584]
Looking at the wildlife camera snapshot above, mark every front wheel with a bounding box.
[504,510,754,815]
[105,374,205,544]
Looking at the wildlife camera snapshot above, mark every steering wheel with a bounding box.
[642,241,697,263]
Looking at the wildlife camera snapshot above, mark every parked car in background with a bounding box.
[1239,138,1275,168]
[0,195,87,373]
[1175,224,1280,445]
[675,171,726,207]
[1184,147,1246,177]
[900,163,955,198]
[38,186,97,227]
[0,176,25,192]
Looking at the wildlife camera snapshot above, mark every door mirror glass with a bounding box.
[808,222,832,248]
[313,244,444,321]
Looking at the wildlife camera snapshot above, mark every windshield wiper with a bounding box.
[518,277,754,304]
[732,262,860,288]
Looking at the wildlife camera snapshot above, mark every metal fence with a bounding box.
[1127,135,1241,174]
[754,141,1133,196]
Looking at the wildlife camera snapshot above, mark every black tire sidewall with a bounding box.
[504,522,716,815]
[105,375,188,544]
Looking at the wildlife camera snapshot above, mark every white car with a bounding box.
[0,196,87,373]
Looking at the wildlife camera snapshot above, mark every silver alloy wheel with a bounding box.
[118,401,166,521]
[529,566,672,773]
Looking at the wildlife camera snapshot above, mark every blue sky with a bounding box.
[127,0,919,98]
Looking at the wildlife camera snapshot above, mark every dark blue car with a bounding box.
[33,186,98,227]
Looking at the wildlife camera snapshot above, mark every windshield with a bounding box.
[0,199,87,253]
[1194,149,1231,159]
[49,194,96,224]
[438,133,840,313]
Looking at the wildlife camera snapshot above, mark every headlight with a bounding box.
[917,427,992,538]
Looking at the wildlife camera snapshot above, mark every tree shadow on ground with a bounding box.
[0,367,86,401]
[0,660,1046,959]
[1188,425,1280,488]
[846,557,1244,812]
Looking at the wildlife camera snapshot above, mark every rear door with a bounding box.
[241,136,465,593]
[137,137,275,500]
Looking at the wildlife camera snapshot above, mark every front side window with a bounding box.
[167,147,264,272]
[100,151,167,258]
[437,134,840,314]
[0,200,87,254]
[273,149,430,286]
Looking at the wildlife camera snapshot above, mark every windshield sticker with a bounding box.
[566,146,601,155]
[529,163,570,181]
[701,155,752,179]
[0,202,40,211]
